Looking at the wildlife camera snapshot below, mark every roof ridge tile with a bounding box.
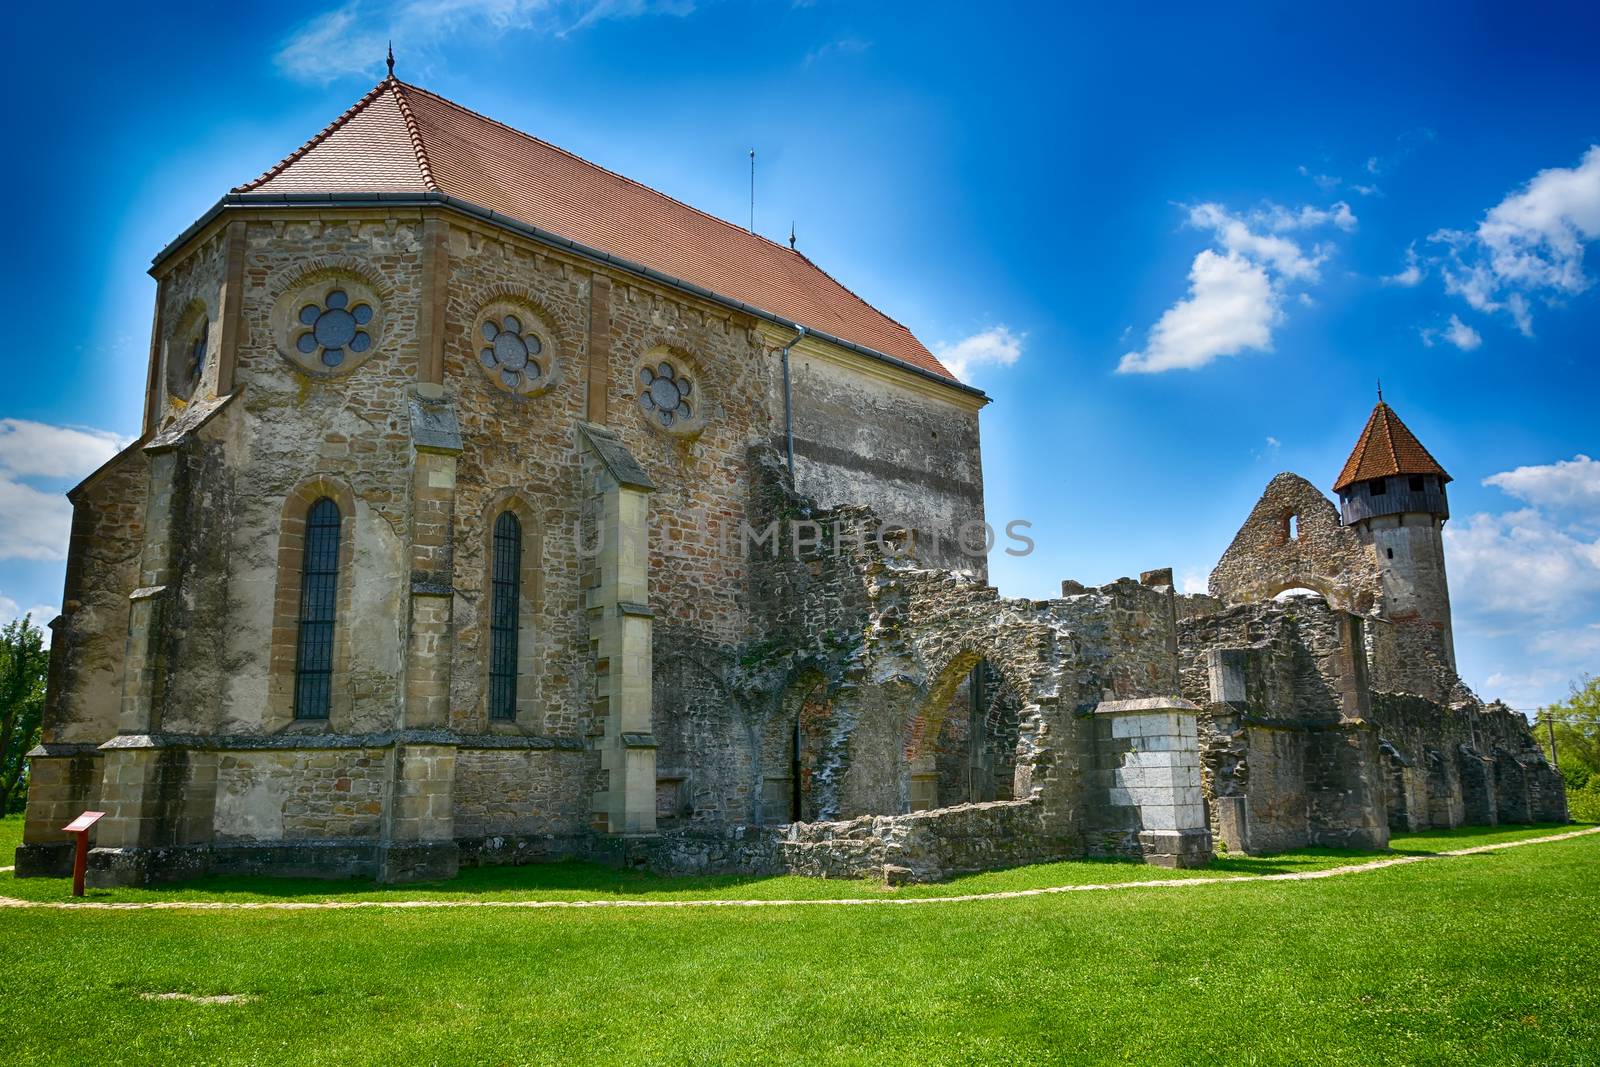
[389,79,439,192]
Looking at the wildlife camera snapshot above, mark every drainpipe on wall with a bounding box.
[779,326,807,484]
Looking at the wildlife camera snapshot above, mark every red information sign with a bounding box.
[63,811,105,834]
[62,810,106,897]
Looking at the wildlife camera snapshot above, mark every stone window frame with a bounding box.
[480,490,544,731]
[1278,509,1300,545]
[268,476,357,730]
[269,265,387,380]
[164,297,215,404]
[633,344,708,438]
[470,299,562,399]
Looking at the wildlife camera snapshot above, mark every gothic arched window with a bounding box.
[294,497,341,719]
[489,511,523,721]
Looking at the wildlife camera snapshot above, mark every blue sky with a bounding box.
[1,1,1596,711]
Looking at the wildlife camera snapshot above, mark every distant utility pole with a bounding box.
[1545,710,1560,771]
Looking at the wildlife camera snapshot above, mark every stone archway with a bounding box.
[906,653,1024,812]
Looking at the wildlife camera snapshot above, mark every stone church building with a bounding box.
[17,77,1564,887]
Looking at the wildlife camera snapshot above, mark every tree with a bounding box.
[0,615,49,815]
[1537,675,1600,822]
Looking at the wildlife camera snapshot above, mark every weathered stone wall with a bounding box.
[1368,692,1566,827]
[213,747,390,842]
[45,446,148,744]
[1179,597,1387,851]
[451,746,590,838]
[787,339,986,572]
[1209,473,1380,613]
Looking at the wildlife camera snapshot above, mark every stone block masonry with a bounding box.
[1083,699,1212,868]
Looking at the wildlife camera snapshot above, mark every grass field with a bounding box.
[2,823,1596,1064]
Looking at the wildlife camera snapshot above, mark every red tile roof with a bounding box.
[237,78,956,383]
[1333,401,1451,491]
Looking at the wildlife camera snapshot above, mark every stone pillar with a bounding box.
[1306,722,1389,849]
[402,391,462,729]
[117,449,182,734]
[1425,748,1465,829]
[378,744,459,883]
[13,744,103,876]
[87,742,218,887]
[1088,697,1212,868]
[374,391,466,883]
[578,423,657,835]
[1457,747,1498,826]
[85,438,211,886]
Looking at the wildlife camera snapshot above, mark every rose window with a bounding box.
[294,289,373,368]
[639,361,693,427]
[478,314,544,391]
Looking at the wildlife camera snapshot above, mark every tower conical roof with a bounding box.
[1332,401,1451,492]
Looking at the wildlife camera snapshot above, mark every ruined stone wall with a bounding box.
[787,342,986,572]
[1178,597,1387,851]
[1209,473,1380,613]
[1368,692,1566,827]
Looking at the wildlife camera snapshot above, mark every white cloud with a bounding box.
[276,0,696,84]
[1179,569,1208,595]
[1118,251,1277,374]
[804,37,871,66]
[1447,507,1600,618]
[934,326,1024,381]
[1188,203,1334,281]
[0,419,123,480]
[1438,314,1482,351]
[1484,454,1600,516]
[0,593,59,644]
[1527,622,1600,662]
[1430,144,1600,334]
[1453,456,1600,707]
[1251,201,1357,234]
[0,420,130,562]
[1118,197,1355,374]
[1384,243,1424,287]
[0,477,74,561]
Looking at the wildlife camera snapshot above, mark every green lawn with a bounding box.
[1,826,1596,1065]
[0,815,22,863]
[0,821,1583,905]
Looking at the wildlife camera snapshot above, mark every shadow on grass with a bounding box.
[5,821,1588,905]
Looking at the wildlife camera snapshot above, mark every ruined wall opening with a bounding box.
[908,657,1022,813]
[761,671,834,823]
